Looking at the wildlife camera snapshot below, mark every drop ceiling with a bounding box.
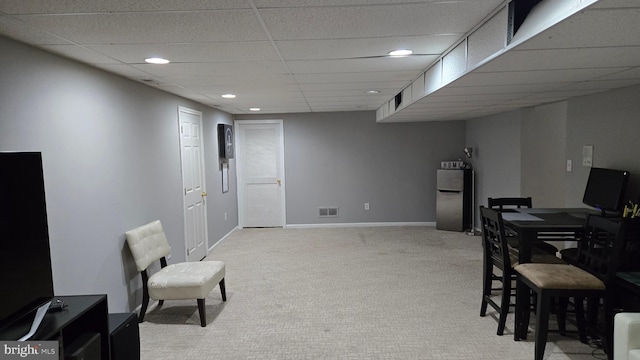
[0,0,639,122]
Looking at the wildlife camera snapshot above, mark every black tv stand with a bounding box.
[0,295,109,359]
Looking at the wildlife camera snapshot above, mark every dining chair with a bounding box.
[514,215,627,360]
[479,206,565,336]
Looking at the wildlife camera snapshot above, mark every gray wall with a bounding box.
[235,112,467,225]
[465,110,522,218]
[521,102,567,208]
[466,84,640,230]
[0,36,237,313]
[565,85,640,208]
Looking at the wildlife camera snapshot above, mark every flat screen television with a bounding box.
[0,152,54,333]
[582,167,630,214]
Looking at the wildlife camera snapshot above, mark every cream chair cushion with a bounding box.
[125,220,171,272]
[148,261,225,300]
[615,312,640,360]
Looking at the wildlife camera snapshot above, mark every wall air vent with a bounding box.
[319,207,339,218]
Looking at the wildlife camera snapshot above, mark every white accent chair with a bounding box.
[125,220,226,327]
[615,312,640,360]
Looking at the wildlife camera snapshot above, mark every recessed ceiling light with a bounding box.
[144,57,170,64]
[222,94,236,99]
[388,49,413,57]
[249,107,261,111]
[365,90,380,94]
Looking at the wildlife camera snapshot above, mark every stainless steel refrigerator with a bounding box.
[436,169,472,231]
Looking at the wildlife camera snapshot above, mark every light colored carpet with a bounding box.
[138,226,606,360]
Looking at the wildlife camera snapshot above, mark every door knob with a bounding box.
[277,179,282,186]
[201,192,208,197]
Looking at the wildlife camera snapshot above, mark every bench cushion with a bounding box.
[148,261,225,300]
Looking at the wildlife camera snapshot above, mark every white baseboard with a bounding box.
[209,226,239,252]
[285,222,435,229]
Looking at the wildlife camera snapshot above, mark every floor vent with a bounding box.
[319,207,339,218]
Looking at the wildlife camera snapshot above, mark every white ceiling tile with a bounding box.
[87,42,280,64]
[91,63,159,78]
[478,47,640,72]
[455,68,628,87]
[293,71,417,84]
[161,74,297,88]
[0,14,72,45]
[516,8,640,50]
[255,0,459,7]
[42,44,122,64]
[131,61,289,78]
[299,81,407,91]
[596,67,640,81]
[15,10,266,44]
[0,0,251,14]
[287,56,437,74]
[258,2,502,40]
[275,34,459,60]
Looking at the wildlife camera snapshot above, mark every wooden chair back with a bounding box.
[480,206,512,271]
[488,197,532,210]
[574,215,626,283]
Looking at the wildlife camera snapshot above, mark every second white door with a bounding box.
[236,120,286,228]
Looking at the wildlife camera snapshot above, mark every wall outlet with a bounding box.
[364,202,370,210]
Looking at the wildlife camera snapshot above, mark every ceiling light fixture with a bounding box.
[249,107,261,112]
[144,57,170,64]
[388,49,413,57]
[221,94,236,99]
[365,90,380,94]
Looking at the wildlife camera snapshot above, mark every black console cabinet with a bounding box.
[0,295,109,360]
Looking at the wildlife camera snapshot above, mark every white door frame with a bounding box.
[178,106,208,261]
[235,119,286,228]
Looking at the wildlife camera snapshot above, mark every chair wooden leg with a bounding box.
[557,297,568,336]
[139,290,149,323]
[586,297,599,336]
[219,278,227,301]
[574,296,588,344]
[515,278,530,341]
[139,272,150,323]
[197,299,206,327]
[534,291,551,360]
[497,272,511,335]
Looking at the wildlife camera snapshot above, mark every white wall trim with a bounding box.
[208,226,239,252]
[285,222,435,229]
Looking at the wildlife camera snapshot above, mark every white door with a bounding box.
[178,106,208,261]
[236,120,286,228]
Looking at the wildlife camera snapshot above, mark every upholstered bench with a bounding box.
[615,312,640,360]
[126,220,226,327]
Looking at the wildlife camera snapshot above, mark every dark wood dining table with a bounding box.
[500,208,596,264]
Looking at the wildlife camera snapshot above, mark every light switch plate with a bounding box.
[582,145,593,167]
